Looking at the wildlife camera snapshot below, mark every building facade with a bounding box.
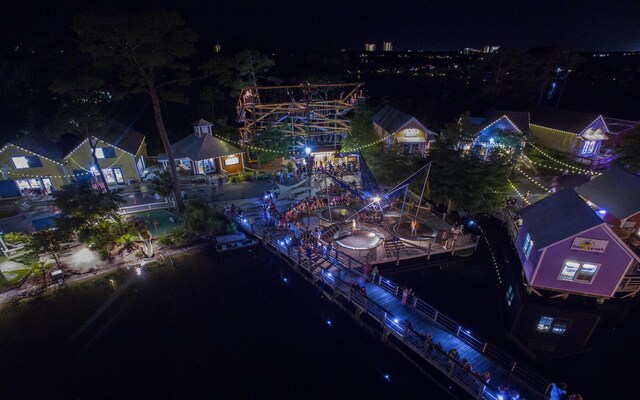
[372,105,436,156]
[515,189,639,301]
[471,111,529,158]
[530,108,609,159]
[0,121,147,197]
[158,119,245,176]
[576,168,640,236]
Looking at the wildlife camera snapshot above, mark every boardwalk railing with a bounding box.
[371,272,551,395]
[259,230,551,400]
[118,200,174,215]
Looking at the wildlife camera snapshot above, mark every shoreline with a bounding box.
[0,242,212,310]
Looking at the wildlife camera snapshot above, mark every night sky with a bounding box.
[2,0,640,52]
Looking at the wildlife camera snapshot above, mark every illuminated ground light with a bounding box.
[383,373,392,383]
[326,319,333,327]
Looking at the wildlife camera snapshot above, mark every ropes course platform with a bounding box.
[236,82,365,143]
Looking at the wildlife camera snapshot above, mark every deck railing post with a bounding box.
[433,310,438,321]
[481,343,488,353]
[510,361,517,372]
[456,326,461,336]
[395,286,399,296]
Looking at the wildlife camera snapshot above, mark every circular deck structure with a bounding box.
[391,220,436,241]
[317,206,359,223]
[333,227,385,251]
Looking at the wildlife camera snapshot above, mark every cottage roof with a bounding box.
[518,189,603,249]
[530,108,603,134]
[372,105,427,134]
[93,120,145,155]
[165,132,242,162]
[576,168,640,219]
[192,118,213,127]
[9,133,67,162]
[485,110,530,133]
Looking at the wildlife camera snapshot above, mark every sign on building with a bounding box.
[570,237,609,253]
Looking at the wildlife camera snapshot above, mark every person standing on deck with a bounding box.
[364,263,372,281]
[402,287,412,306]
[339,207,347,221]
[410,219,418,238]
[371,265,379,282]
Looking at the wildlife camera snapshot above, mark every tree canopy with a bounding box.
[249,126,290,167]
[342,103,382,157]
[428,113,512,214]
[73,10,199,212]
[53,181,125,228]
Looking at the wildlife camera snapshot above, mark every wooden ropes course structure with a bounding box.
[236,82,365,145]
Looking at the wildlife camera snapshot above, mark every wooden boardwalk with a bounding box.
[253,228,552,400]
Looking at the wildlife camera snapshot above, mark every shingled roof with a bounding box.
[372,105,426,134]
[9,133,67,162]
[519,189,603,249]
[93,120,145,155]
[484,110,530,133]
[576,168,640,219]
[159,132,243,162]
[530,108,603,134]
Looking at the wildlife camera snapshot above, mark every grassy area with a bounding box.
[0,268,31,287]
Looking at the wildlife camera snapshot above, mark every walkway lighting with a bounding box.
[305,147,311,155]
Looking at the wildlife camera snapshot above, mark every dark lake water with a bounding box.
[2,216,638,399]
[382,215,640,399]
[0,246,454,399]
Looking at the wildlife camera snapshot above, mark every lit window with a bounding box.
[96,147,116,159]
[551,320,569,335]
[12,156,42,169]
[559,260,599,283]
[522,233,534,259]
[576,263,598,282]
[537,316,553,332]
[404,128,419,137]
[537,316,569,335]
[12,157,29,169]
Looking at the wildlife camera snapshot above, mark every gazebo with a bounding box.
[158,119,245,175]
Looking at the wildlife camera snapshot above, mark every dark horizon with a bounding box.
[2,0,640,52]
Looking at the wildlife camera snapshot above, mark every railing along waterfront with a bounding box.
[259,229,551,399]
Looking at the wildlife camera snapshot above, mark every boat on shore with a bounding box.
[215,233,258,252]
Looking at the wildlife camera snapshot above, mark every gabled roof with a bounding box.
[576,168,640,219]
[485,110,530,133]
[166,133,243,162]
[530,108,603,134]
[372,105,429,134]
[8,133,67,163]
[192,118,213,127]
[92,120,145,155]
[519,189,603,249]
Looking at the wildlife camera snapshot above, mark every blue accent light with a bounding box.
[326,320,332,326]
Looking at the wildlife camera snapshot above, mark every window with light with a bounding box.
[12,156,42,169]
[522,233,534,259]
[537,316,569,335]
[559,260,599,283]
[96,147,116,159]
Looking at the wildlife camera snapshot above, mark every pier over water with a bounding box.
[249,222,553,400]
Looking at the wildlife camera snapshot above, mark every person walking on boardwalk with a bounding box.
[364,263,372,280]
[371,265,379,282]
[401,287,412,306]
[339,207,347,221]
[410,218,418,238]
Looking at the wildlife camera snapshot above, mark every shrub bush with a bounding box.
[3,232,26,245]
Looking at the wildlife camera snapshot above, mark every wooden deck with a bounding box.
[255,229,552,400]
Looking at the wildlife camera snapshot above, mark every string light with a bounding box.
[6,170,93,179]
[514,166,552,193]
[213,134,288,154]
[528,143,599,175]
